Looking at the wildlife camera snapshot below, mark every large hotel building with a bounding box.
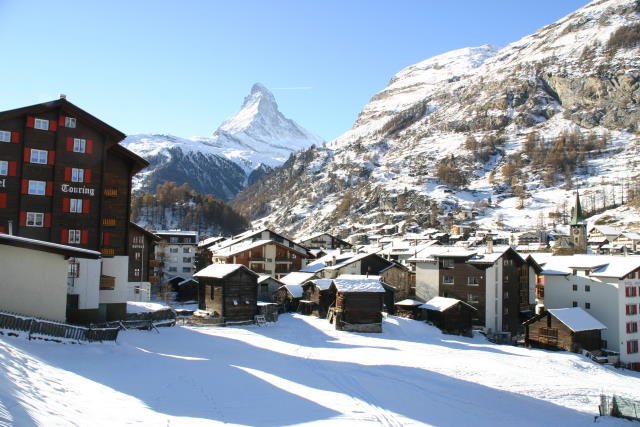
[0,97,156,322]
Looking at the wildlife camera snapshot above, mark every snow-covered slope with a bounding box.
[233,0,640,236]
[1,314,639,425]
[121,83,323,199]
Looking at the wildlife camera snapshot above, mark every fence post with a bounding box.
[28,318,34,341]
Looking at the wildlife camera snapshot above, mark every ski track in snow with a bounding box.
[1,314,638,426]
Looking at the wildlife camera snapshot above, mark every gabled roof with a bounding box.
[323,252,391,271]
[129,222,160,241]
[0,98,126,142]
[332,275,385,293]
[395,299,424,307]
[194,263,257,279]
[419,296,476,312]
[547,308,607,332]
[278,284,303,299]
[306,278,333,291]
[198,236,226,248]
[0,233,101,259]
[280,271,317,286]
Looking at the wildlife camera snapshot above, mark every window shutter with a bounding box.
[44,213,51,228]
[48,151,55,165]
[103,232,111,246]
[86,139,93,154]
[49,119,57,132]
[58,117,65,127]
[62,197,70,213]
[10,131,19,143]
[26,116,35,128]
[0,226,5,233]
[46,181,53,196]
[21,179,28,194]
[66,137,73,151]
[64,167,71,181]
[8,161,16,176]
[82,199,90,214]
[0,193,6,209]
[19,211,27,226]
[61,228,69,244]
[81,230,89,245]
[84,169,91,183]
[23,147,30,162]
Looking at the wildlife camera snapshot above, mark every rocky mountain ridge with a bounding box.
[232,0,640,237]
[121,83,323,200]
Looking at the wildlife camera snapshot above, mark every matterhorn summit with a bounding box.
[122,83,323,199]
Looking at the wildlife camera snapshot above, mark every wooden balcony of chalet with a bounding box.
[250,256,265,262]
[101,248,115,257]
[148,259,162,268]
[535,285,544,299]
[100,275,116,290]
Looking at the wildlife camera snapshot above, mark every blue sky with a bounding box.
[0,0,589,141]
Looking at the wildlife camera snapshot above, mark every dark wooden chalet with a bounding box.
[273,284,303,312]
[394,299,424,319]
[176,278,199,302]
[380,261,413,302]
[257,274,284,302]
[523,307,606,352]
[299,278,335,317]
[194,264,259,322]
[330,275,386,333]
[420,296,476,336]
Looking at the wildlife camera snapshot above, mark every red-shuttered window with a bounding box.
[26,117,57,132]
[627,286,638,298]
[66,138,93,154]
[0,161,7,176]
[0,193,6,209]
[0,130,19,143]
[59,116,76,128]
[65,168,91,183]
[24,148,54,165]
[627,322,638,334]
[62,198,90,214]
[103,231,112,246]
[628,340,639,354]
[627,304,638,315]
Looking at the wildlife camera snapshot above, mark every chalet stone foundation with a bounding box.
[338,322,382,333]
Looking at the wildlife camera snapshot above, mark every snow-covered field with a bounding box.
[1,314,638,426]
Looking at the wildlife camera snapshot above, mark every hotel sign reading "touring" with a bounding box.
[60,184,95,197]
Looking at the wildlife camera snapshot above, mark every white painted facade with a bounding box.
[542,266,640,365]
[101,256,150,304]
[156,231,198,279]
[0,245,68,322]
[67,257,101,311]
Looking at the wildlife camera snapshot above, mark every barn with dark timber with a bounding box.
[523,307,606,352]
[330,275,386,333]
[194,263,259,322]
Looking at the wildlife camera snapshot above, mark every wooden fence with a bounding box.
[0,311,119,343]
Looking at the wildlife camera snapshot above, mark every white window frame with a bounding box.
[34,118,49,130]
[26,212,44,227]
[467,276,479,286]
[69,229,81,244]
[65,117,77,128]
[73,138,86,153]
[0,130,10,142]
[28,180,46,195]
[0,160,7,176]
[30,149,48,164]
[70,198,83,213]
[68,262,80,278]
[71,168,84,183]
[134,268,140,277]
[443,275,454,285]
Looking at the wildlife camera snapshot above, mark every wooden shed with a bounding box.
[394,299,424,319]
[175,278,199,302]
[257,274,284,302]
[273,284,303,312]
[330,275,386,333]
[523,307,606,352]
[299,279,335,318]
[420,296,476,336]
[194,264,259,323]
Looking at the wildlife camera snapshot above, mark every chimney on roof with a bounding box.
[59,94,67,100]
[486,232,494,254]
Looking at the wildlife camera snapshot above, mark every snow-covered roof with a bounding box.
[127,301,170,314]
[177,278,198,286]
[323,251,386,271]
[0,233,101,259]
[539,255,640,279]
[280,271,316,286]
[210,239,272,257]
[194,264,254,279]
[395,299,424,306]
[308,278,333,291]
[198,236,226,247]
[589,225,622,236]
[257,274,282,285]
[282,284,303,298]
[156,230,199,237]
[547,308,607,332]
[333,275,385,293]
[420,296,475,312]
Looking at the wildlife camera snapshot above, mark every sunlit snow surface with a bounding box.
[1,314,638,426]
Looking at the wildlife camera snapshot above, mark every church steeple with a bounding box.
[571,191,584,225]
